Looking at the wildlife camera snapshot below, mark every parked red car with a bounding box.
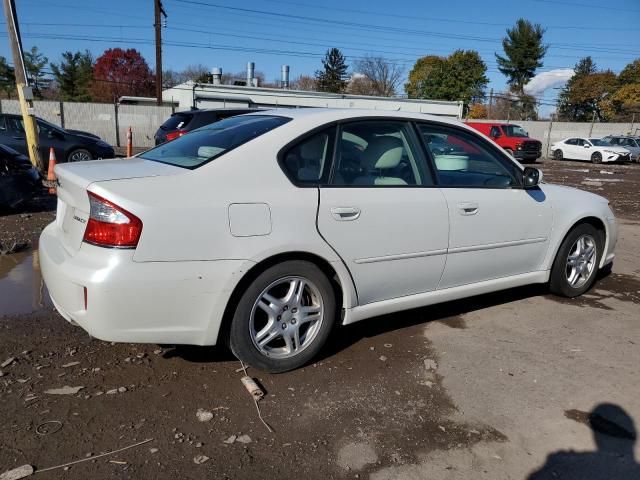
[465,122,542,163]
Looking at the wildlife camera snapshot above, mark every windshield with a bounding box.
[589,139,609,146]
[502,125,528,137]
[140,115,290,169]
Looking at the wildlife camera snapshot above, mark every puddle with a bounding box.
[0,246,52,316]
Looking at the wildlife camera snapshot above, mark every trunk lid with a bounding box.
[53,158,183,256]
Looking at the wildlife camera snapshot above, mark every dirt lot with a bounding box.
[1,158,639,479]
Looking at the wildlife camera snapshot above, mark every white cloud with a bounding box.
[523,68,575,96]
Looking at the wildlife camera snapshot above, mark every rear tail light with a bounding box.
[165,129,188,141]
[83,192,143,248]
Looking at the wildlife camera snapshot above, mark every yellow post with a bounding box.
[16,84,43,170]
[2,0,44,171]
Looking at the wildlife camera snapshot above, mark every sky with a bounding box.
[2,0,639,115]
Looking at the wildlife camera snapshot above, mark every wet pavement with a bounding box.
[0,246,52,316]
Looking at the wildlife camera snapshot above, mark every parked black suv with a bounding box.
[0,114,114,163]
[154,108,259,145]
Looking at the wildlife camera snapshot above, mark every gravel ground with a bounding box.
[1,158,638,479]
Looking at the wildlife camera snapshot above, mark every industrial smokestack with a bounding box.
[246,61,255,87]
[212,67,222,85]
[281,65,290,89]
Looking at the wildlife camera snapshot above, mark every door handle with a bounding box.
[457,202,479,216]
[330,207,361,221]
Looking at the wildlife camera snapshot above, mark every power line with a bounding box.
[168,0,640,55]
[532,0,640,13]
[262,0,640,31]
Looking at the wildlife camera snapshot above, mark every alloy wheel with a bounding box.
[565,234,597,289]
[249,276,324,359]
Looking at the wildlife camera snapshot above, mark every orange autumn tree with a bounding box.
[91,48,155,102]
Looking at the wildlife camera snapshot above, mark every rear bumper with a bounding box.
[39,222,245,345]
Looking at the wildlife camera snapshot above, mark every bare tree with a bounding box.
[347,75,376,95]
[291,74,317,91]
[352,56,403,97]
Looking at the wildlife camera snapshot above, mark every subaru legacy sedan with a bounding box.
[40,109,617,372]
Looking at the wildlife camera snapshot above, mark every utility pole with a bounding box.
[2,0,43,171]
[488,88,493,119]
[154,0,167,106]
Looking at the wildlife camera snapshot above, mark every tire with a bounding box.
[591,151,602,164]
[67,148,93,162]
[228,260,337,373]
[549,223,603,298]
[553,149,563,161]
[504,148,514,157]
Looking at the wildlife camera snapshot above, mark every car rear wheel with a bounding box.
[591,151,602,164]
[553,149,563,161]
[228,260,336,373]
[549,223,603,298]
[67,148,93,162]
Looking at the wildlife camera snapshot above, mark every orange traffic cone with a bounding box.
[47,147,57,195]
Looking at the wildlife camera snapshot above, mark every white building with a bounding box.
[162,81,463,119]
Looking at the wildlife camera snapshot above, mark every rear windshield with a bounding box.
[160,112,193,131]
[140,115,290,169]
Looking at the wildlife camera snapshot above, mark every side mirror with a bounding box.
[523,167,542,189]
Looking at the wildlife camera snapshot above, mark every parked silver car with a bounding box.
[601,136,640,162]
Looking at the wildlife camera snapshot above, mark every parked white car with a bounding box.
[551,137,631,163]
[40,109,617,372]
[601,135,640,162]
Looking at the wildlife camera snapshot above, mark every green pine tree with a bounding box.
[315,48,349,93]
[496,19,548,94]
[50,50,94,102]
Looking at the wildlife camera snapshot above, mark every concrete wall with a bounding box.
[2,99,636,154]
[0,99,171,148]
[468,119,638,158]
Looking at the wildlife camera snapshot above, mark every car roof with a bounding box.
[183,108,260,116]
[243,107,464,127]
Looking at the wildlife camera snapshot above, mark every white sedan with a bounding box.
[40,109,617,372]
[551,137,631,163]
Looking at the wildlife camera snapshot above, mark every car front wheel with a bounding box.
[591,152,602,164]
[228,260,336,373]
[67,148,93,162]
[550,223,603,298]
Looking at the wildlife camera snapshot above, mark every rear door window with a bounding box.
[281,128,335,185]
[141,115,290,169]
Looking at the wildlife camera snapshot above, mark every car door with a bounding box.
[417,122,552,289]
[576,138,592,161]
[315,119,449,305]
[562,138,578,159]
[2,115,29,154]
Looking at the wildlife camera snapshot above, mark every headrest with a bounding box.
[363,136,404,169]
